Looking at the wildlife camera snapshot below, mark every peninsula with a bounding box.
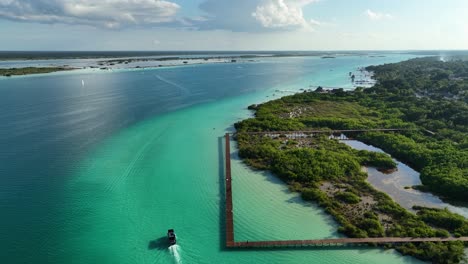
[235,57,468,263]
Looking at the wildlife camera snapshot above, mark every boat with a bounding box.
[167,229,176,245]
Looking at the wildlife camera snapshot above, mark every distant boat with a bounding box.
[81,80,85,86]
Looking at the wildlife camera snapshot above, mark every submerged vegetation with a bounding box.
[0,67,74,77]
[235,57,467,263]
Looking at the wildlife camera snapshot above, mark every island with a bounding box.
[234,57,468,263]
[0,67,76,77]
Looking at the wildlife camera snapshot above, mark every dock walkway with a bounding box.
[225,133,234,245]
[224,133,468,249]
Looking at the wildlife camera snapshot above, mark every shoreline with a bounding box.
[233,56,468,263]
[1,52,433,263]
[0,58,260,79]
[0,51,391,62]
[0,52,412,78]
[0,60,243,80]
[0,66,78,77]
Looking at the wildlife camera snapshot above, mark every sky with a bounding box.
[0,0,467,51]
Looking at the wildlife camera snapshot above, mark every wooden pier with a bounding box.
[225,133,234,247]
[223,133,468,249]
[229,237,468,248]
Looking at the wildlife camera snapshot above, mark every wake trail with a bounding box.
[155,75,191,97]
[169,245,182,264]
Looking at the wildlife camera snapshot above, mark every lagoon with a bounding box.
[0,54,426,263]
[343,140,468,218]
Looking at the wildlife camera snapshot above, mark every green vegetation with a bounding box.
[0,67,74,77]
[414,207,468,237]
[235,57,468,263]
[359,58,468,200]
[237,57,468,201]
[335,191,361,204]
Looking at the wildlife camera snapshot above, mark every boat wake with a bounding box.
[169,245,182,264]
[155,75,190,97]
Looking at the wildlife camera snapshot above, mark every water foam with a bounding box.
[169,245,182,264]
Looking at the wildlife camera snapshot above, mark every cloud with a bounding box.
[0,0,320,32]
[309,18,322,26]
[252,0,318,30]
[194,0,319,32]
[365,9,393,21]
[0,0,180,28]
[195,0,262,32]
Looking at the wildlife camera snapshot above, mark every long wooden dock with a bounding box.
[225,133,234,247]
[223,133,467,249]
[229,237,468,248]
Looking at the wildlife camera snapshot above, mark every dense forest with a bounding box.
[238,57,468,201]
[235,57,467,263]
[364,58,467,200]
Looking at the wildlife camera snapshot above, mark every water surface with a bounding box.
[343,140,468,218]
[0,54,425,263]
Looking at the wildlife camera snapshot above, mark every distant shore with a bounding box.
[0,51,376,61]
[0,67,77,77]
[0,51,431,78]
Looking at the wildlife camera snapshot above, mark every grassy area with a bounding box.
[254,99,381,120]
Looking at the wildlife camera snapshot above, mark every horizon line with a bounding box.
[1,49,468,52]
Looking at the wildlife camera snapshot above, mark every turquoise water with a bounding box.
[1,55,425,263]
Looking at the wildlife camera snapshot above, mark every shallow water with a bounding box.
[343,140,468,218]
[0,54,425,263]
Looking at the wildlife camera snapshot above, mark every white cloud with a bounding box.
[0,0,180,28]
[195,0,263,32]
[365,9,393,21]
[252,0,319,30]
[309,18,322,26]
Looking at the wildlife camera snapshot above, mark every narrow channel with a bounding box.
[342,140,468,218]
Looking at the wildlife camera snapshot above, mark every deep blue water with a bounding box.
[0,59,310,261]
[0,55,420,263]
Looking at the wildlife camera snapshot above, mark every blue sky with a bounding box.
[0,0,467,50]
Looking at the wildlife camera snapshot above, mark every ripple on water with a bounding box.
[0,54,426,263]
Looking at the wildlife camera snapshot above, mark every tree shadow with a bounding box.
[148,236,169,250]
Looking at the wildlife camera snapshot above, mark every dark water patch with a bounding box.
[148,236,171,251]
[0,60,307,261]
[0,54,422,263]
